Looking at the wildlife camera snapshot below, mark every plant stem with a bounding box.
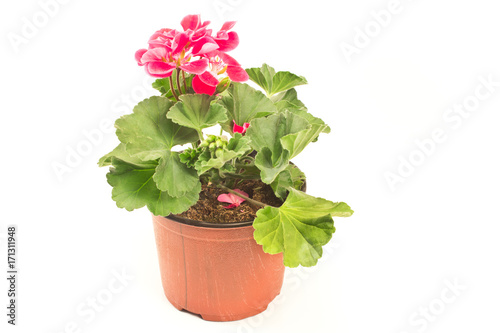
[169,75,179,101]
[181,71,187,94]
[176,70,183,97]
[218,184,271,208]
[222,173,259,180]
[197,129,204,142]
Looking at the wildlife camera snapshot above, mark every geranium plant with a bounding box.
[99,14,353,267]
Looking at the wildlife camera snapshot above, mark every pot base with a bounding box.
[166,295,276,321]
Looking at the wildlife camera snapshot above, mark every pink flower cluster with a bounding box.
[135,14,248,95]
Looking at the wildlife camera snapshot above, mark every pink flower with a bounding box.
[192,51,249,95]
[135,45,208,78]
[217,189,249,209]
[233,120,250,134]
[135,15,246,84]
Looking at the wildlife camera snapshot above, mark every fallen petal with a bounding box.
[217,189,249,209]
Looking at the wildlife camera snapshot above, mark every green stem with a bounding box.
[176,70,183,97]
[169,75,179,101]
[181,71,187,94]
[218,185,271,208]
[223,173,260,180]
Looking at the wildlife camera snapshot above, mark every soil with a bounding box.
[177,179,283,223]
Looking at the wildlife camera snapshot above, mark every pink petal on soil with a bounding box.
[217,189,249,209]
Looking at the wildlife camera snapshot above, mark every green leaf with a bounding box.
[115,96,199,160]
[219,83,277,133]
[253,189,353,267]
[98,143,150,167]
[152,78,170,95]
[246,111,309,154]
[271,88,304,105]
[195,133,252,175]
[153,151,201,197]
[272,88,331,135]
[287,164,306,190]
[254,147,290,184]
[270,164,306,200]
[270,169,293,200]
[167,94,228,134]
[272,88,307,112]
[270,71,308,96]
[106,157,200,216]
[281,122,330,159]
[246,64,275,93]
[106,157,158,211]
[179,148,201,168]
[147,182,201,216]
[246,64,307,96]
[246,111,310,183]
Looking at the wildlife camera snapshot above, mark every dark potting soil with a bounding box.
[177,179,283,223]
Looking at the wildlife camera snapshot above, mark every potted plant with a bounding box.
[98,14,353,321]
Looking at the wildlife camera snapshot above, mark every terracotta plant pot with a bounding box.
[152,214,285,321]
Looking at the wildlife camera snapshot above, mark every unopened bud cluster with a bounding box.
[199,135,228,157]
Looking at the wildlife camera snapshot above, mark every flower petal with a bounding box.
[192,75,217,95]
[141,47,168,63]
[216,30,229,41]
[146,62,175,77]
[220,21,236,31]
[199,71,220,86]
[135,49,147,66]
[181,14,201,31]
[217,189,249,208]
[215,31,239,52]
[180,58,209,74]
[233,120,250,134]
[191,36,219,56]
[172,32,190,54]
[190,27,209,42]
[227,65,249,82]
[223,203,238,209]
[218,51,240,66]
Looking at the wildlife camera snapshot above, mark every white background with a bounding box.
[1,0,500,332]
